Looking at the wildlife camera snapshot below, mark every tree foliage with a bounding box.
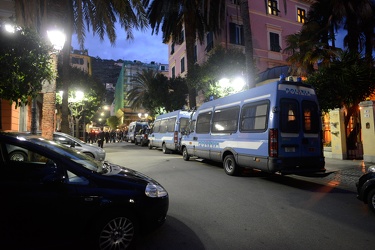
[56,65,105,124]
[127,69,188,117]
[198,46,246,101]
[107,116,121,130]
[144,0,226,108]
[0,26,54,106]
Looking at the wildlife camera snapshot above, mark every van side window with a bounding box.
[189,120,196,133]
[160,119,168,133]
[302,100,320,133]
[212,106,240,133]
[240,102,269,131]
[179,118,190,132]
[153,120,161,133]
[196,111,212,134]
[280,99,299,133]
[167,118,177,132]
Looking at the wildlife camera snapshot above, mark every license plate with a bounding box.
[285,147,295,152]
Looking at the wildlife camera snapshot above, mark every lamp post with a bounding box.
[41,29,65,140]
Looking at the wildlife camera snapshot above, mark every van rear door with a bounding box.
[278,98,322,160]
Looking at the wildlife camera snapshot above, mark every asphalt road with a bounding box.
[104,142,375,250]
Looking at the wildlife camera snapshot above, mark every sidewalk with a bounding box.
[313,157,370,191]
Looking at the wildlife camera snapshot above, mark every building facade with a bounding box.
[168,0,312,78]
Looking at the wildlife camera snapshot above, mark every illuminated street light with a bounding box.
[41,29,65,140]
[138,113,148,121]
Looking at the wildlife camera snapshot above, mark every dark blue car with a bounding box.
[0,132,169,249]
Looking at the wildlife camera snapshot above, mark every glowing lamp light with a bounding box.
[47,30,66,51]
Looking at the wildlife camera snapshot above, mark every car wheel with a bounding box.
[92,212,138,250]
[367,188,375,213]
[9,151,27,161]
[83,152,95,159]
[223,154,239,176]
[182,147,190,161]
[162,143,170,154]
[135,140,138,145]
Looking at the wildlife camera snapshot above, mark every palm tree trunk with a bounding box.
[240,0,255,89]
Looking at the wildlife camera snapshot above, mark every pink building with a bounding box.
[168,0,313,78]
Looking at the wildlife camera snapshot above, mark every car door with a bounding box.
[0,143,83,247]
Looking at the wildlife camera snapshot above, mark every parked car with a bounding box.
[8,131,106,161]
[0,132,169,249]
[356,165,375,213]
[135,128,150,147]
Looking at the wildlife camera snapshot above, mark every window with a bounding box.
[179,30,185,44]
[302,101,320,133]
[153,120,161,133]
[297,8,306,23]
[179,118,190,133]
[181,57,185,73]
[231,0,240,5]
[167,118,176,132]
[196,111,212,134]
[171,66,175,78]
[212,106,240,133]
[268,0,279,16]
[71,57,84,65]
[206,32,214,52]
[171,43,175,55]
[240,102,269,132]
[270,32,281,52]
[160,119,168,133]
[229,23,244,45]
[280,99,299,133]
[194,45,197,63]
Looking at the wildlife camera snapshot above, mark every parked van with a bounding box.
[149,110,191,153]
[181,77,326,176]
[128,121,149,143]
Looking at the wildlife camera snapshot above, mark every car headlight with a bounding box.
[368,165,375,173]
[145,183,168,198]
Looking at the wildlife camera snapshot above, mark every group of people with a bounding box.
[85,128,127,148]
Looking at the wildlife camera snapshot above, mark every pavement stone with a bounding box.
[303,157,371,192]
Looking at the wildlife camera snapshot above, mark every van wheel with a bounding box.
[182,147,190,161]
[162,143,170,154]
[223,155,238,176]
[367,188,375,213]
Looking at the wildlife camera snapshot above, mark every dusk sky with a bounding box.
[71,23,168,64]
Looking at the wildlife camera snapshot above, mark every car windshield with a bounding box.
[28,137,102,172]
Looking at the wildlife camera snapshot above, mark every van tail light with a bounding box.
[269,129,278,157]
[174,131,178,143]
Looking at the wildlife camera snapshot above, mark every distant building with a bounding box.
[70,49,92,75]
[113,60,169,126]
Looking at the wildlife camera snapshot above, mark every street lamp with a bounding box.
[41,29,65,140]
[138,113,148,121]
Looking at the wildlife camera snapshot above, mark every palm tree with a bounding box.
[14,0,148,134]
[143,0,226,109]
[127,69,157,110]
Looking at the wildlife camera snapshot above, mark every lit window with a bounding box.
[297,8,306,23]
[268,0,279,16]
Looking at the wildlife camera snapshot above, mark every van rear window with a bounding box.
[280,99,300,133]
[302,100,320,133]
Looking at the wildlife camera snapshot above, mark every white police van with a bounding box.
[149,110,191,153]
[181,77,325,176]
[128,121,149,143]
